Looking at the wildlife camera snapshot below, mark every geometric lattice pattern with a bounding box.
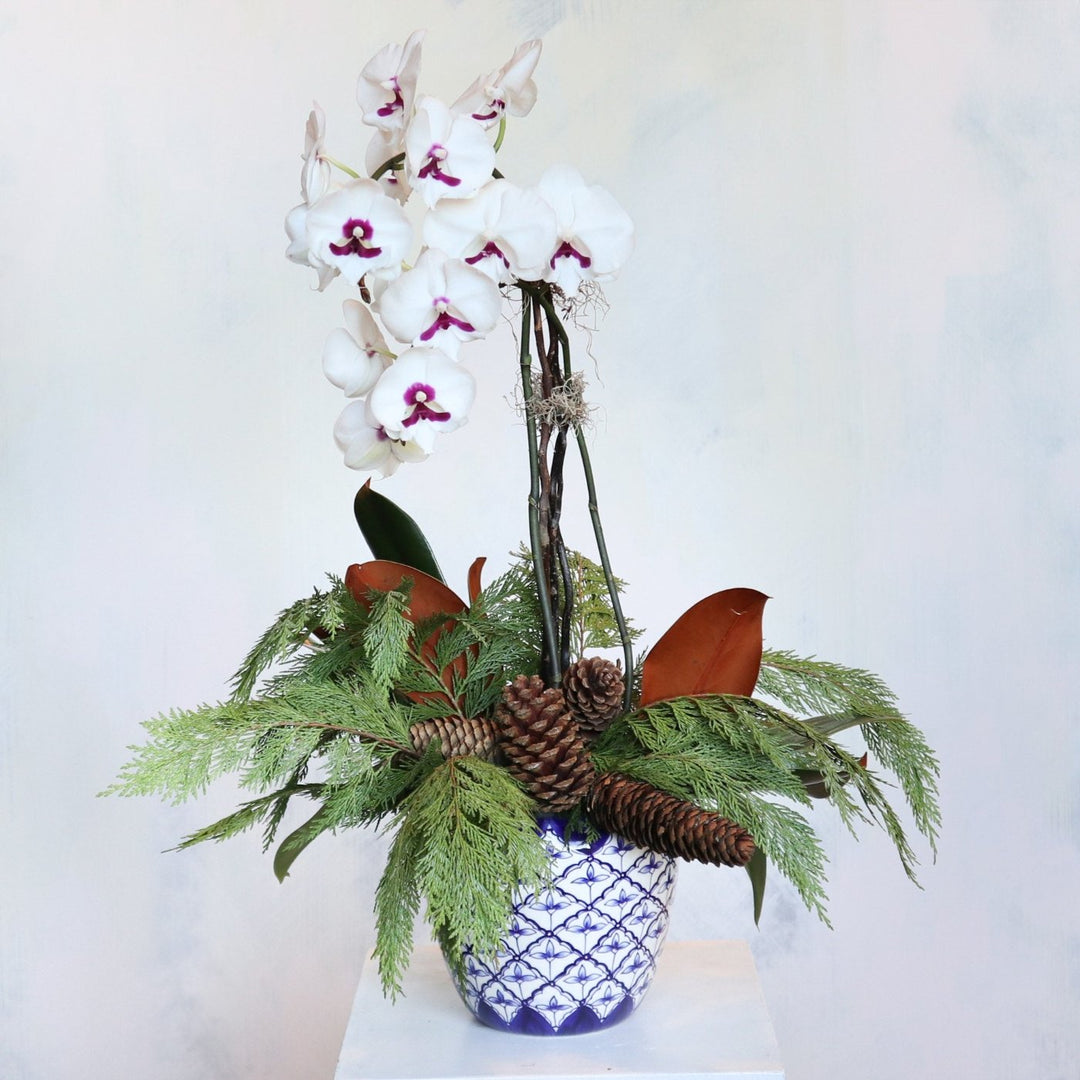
[444,818,677,1035]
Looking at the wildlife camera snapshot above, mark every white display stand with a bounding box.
[335,940,785,1080]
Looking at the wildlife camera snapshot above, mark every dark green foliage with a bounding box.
[353,482,445,582]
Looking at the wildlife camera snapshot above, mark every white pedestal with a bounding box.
[335,940,785,1080]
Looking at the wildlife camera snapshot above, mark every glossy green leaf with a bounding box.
[273,805,333,882]
[746,847,767,926]
[354,480,444,583]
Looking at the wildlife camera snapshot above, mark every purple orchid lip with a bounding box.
[402,381,451,426]
[377,78,403,118]
[418,145,462,187]
[330,217,383,259]
[466,241,510,269]
[550,240,591,270]
[472,98,505,123]
[419,299,477,341]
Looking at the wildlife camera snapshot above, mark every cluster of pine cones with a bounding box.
[408,658,755,869]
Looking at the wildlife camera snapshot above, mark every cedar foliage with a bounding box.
[106,555,941,991]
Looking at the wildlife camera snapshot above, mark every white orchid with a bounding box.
[300,103,332,204]
[333,398,429,476]
[284,104,339,289]
[356,29,425,133]
[377,247,500,358]
[422,179,556,283]
[535,165,634,296]
[368,347,476,453]
[303,178,412,289]
[323,300,393,397]
[404,97,495,208]
[452,40,542,129]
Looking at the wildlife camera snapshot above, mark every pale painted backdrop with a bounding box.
[3,2,1079,1078]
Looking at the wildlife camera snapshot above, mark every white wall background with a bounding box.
[3,1,1079,1077]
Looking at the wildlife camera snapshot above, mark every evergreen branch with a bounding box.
[173,783,325,849]
[362,587,413,691]
[373,757,550,996]
[757,650,898,717]
[103,682,415,805]
[229,576,354,701]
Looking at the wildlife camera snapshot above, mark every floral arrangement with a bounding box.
[107,32,940,998]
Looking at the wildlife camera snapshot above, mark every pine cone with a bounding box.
[409,716,499,761]
[495,675,596,813]
[588,772,756,867]
[562,657,624,737]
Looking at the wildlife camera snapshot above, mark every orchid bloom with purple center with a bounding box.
[452,39,542,129]
[535,164,634,296]
[368,347,475,453]
[333,398,428,477]
[356,30,424,133]
[404,97,495,208]
[304,178,412,289]
[423,179,556,283]
[323,300,393,398]
[377,247,500,359]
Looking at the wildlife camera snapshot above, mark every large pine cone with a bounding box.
[409,716,498,761]
[495,675,596,813]
[562,657,624,738]
[588,772,756,867]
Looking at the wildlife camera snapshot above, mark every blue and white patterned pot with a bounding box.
[443,817,677,1036]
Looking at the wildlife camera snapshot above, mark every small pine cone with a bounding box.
[588,772,756,868]
[409,716,499,761]
[562,657,625,738]
[495,675,597,813]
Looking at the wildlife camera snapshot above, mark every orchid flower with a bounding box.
[333,398,428,476]
[404,97,495,208]
[323,300,393,397]
[356,29,424,133]
[303,178,412,290]
[284,105,340,290]
[535,165,634,296]
[368,347,475,453]
[300,103,332,204]
[452,39,542,129]
[377,247,500,358]
[366,128,411,204]
[422,179,556,283]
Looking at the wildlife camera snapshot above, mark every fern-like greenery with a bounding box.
[106,553,940,989]
[374,756,551,998]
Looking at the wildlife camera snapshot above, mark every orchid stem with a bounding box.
[494,116,507,153]
[323,154,360,180]
[370,152,405,182]
[519,292,560,686]
[534,289,634,710]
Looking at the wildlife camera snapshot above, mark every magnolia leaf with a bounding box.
[345,560,470,709]
[274,805,333,882]
[640,588,768,706]
[467,556,486,605]
[354,480,444,583]
[345,560,468,622]
[746,847,767,926]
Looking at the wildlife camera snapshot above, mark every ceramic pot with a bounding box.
[443,817,677,1035]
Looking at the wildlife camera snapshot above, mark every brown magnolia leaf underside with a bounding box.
[345,560,471,710]
[639,588,769,706]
